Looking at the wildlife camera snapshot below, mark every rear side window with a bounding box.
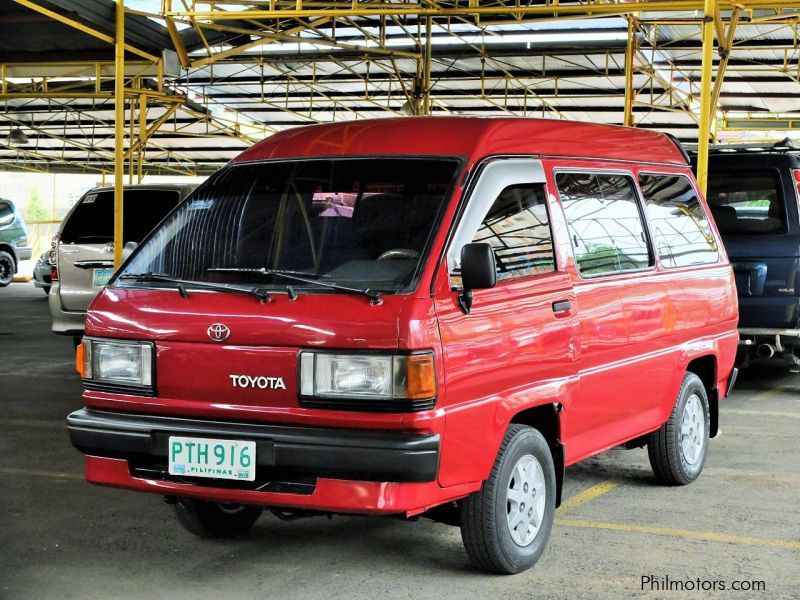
[705,169,785,234]
[471,183,555,282]
[556,172,651,276]
[60,189,182,244]
[0,201,13,226]
[639,174,718,268]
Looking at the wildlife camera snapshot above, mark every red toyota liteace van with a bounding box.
[68,117,738,574]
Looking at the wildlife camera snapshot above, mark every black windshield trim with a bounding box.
[111,155,467,296]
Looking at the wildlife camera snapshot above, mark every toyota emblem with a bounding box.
[207,323,231,342]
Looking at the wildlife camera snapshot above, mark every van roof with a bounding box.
[231,116,687,166]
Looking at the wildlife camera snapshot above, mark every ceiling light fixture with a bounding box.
[6,128,29,146]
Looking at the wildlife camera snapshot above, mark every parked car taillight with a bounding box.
[49,233,60,280]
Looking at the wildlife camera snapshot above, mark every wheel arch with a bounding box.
[685,354,718,437]
[510,403,564,507]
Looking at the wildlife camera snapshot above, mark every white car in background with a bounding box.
[50,184,196,346]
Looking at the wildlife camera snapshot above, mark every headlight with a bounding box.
[77,338,153,387]
[299,351,436,401]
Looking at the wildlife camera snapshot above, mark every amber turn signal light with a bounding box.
[404,354,436,399]
[75,340,85,377]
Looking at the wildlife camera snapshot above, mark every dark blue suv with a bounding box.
[700,143,800,367]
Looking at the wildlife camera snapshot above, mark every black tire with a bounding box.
[43,285,51,295]
[174,498,263,538]
[647,372,710,486]
[0,251,15,287]
[459,424,556,574]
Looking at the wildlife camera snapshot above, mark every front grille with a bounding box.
[299,396,436,413]
[129,459,317,495]
[83,381,155,397]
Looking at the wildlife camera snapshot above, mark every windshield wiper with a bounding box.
[207,267,383,305]
[118,272,273,302]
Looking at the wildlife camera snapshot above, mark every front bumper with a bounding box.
[68,408,440,484]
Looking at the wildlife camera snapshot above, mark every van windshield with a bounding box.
[118,158,460,295]
[705,169,785,235]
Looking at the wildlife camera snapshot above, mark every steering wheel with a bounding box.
[378,248,421,261]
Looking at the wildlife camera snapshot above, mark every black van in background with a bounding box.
[696,140,800,368]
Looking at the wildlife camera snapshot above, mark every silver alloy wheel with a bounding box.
[680,393,705,466]
[505,454,547,547]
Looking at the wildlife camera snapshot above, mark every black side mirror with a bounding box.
[458,242,497,314]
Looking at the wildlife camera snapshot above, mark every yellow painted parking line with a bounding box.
[555,518,800,550]
[750,389,782,402]
[558,480,618,513]
[725,409,800,420]
[0,466,83,480]
[0,418,66,428]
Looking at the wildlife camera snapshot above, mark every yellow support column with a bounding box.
[138,93,147,183]
[623,17,637,127]
[422,16,432,115]
[696,0,716,197]
[113,0,125,268]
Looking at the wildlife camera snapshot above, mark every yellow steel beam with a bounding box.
[12,0,159,63]
[166,18,191,68]
[623,16,638,127]
[0,88,185,102]
[191,19,421,60]
[190,17,334,67]
[114,0,125,268]
[128,92,136,184]
[710,7,741,118]
[422,16,433,115]
[696,0,715,197]
[124,103,181,160]
[138,92,147,183]
[164,1,800,21]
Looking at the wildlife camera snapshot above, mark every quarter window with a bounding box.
[705,169,785,235]
[471,183,555,282]
[0,202,12,226]
[556,172,651,275]
[639,174,718,268]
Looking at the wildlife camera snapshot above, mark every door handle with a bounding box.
[74,260,115,270]
[552,300,572,314]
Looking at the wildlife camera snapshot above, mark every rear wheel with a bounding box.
[174,498,263,538]
[459,424,556,574]
[0,251,14,287]
[647,372,710,485]
[43,285,51,295]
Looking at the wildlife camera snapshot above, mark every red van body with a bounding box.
[68,117,738,573]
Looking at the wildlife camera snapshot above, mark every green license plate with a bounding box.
[92,268,114,287]
[168,436,256,481]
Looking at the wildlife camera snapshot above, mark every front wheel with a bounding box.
[647,372,710,485]
[459,424,556,574]
[174,498,263,538]
[0,251,14,287]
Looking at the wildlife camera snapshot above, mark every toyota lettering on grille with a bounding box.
[230,374,287,390]
[207,323,231,342]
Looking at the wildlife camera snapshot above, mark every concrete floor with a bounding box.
[1,282,798,599]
